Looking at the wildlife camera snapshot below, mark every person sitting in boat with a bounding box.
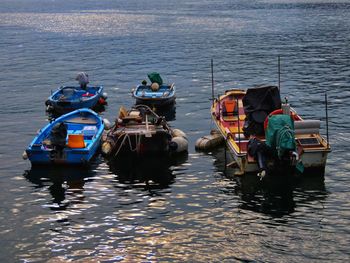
[75,72,89,90]
[141,80,147,86]
[222,95,237,116]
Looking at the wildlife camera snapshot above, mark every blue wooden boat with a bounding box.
[132,73,176,108]
[45,86,106,115]
[132,83,176,107]
[24,108,104,165]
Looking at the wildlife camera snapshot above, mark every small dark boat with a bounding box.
[45,73,107,116]
[102,105,187,159]
[132,72,176,108]
[24,108,104,165]
[45,85,106,115]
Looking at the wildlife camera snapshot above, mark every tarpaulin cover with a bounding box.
[148,72,163,85]
[243,85,281,136]
[265,114,295,158]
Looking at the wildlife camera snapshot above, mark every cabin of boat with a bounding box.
[211,85,330,176]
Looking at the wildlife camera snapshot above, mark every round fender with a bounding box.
[170,136,188,153]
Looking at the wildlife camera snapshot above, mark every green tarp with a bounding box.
[265,114,304,173]
[148,72,163,85]
[265,114,296,159]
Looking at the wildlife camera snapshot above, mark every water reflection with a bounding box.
[47,103,107,121]
[23,165,95,210]
[212,147,328,217]
[154,104,176,122]
[108,153,187,189]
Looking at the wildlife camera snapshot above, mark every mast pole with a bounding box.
[211,58,215,102]
[325,92,329,149]
[278,55,281,91]
[237,97,241,154]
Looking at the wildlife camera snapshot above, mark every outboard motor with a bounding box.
[49,122,67,159]
[247,137,270,179]
[76,72,89,89]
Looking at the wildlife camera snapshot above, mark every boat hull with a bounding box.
[103,129,172,158]
[26,147,99,165]
[135,97,176,107]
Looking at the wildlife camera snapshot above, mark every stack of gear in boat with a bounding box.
[242,85,301,177]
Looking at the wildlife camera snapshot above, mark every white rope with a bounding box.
[113,133,128,157]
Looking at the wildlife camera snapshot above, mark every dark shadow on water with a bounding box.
[23,164,97,210]
[154,104,176,122]
[47,103,107,121]
[138,104,176,122]
[107,152,187,190]
[211,146,328,217]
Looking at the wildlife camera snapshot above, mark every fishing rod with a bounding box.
[278,55,281,91]
[325,92,330,149]
[237,97,241,154]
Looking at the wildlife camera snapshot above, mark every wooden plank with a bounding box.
[66,117,98,124]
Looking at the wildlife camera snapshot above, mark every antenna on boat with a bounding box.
[224,138,227,175]
[278,55,281,91]
[325,92,330,149]
[237,97,241,154]
[211,58,215,102]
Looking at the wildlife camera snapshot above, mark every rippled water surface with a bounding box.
[1,0,350,262]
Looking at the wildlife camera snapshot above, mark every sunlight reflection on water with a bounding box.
[1,0,350,262]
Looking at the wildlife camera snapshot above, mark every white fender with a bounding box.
[102,92,108,99]
[171,136,188,153]
[195,130,224,150]
[103,118,112,130]
[171,128,187,140]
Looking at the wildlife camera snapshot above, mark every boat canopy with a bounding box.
[243,85,281,136]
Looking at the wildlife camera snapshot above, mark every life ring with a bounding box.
[264,109,299,130]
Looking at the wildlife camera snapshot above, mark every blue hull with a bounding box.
[132,84,176,107]
[46,86,104,114]
[27,141,101,165]
[26,109,104,165]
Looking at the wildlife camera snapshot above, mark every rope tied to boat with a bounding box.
[113,132,142,157]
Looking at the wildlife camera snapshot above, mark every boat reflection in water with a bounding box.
[211,146,328,217]
[153,104,176,122]
[108,152,188,189]
[23,165,96,210]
